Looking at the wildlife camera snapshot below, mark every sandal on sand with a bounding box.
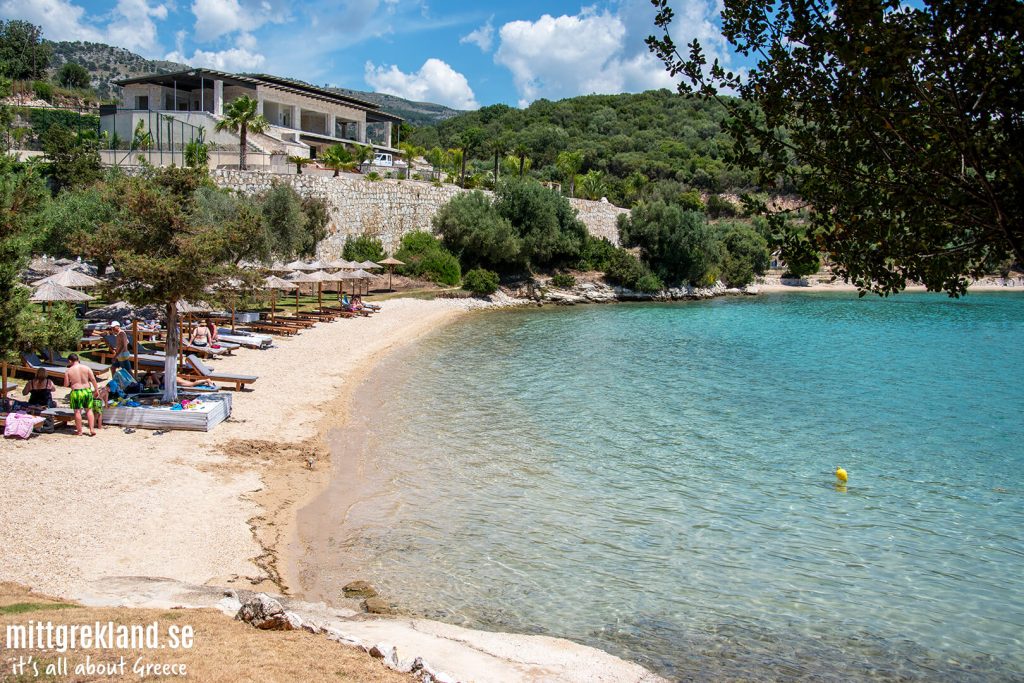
[122,428,136,434]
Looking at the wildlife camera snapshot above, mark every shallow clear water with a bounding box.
[309,293,1024,681]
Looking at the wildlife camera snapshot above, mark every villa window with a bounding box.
[136,95,149,110]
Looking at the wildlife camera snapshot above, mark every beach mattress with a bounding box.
[102,393,232,432]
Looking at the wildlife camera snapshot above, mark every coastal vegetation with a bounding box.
[407,90,756,205]
[393,231,461,286]
[342,234,386,263]
[648,0,1023,296]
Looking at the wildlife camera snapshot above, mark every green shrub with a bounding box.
[577,236,618,271]
[719,224,770,287]
[433,190,521,272]
[32,80,53,101]
[618,201,722,286]
[57,63,90,89]
[342,234,385,262]
[494,179,588,270]
[635,273,664,293]
[706,194,738,218]
[462,268,500,295]
[365,171,381,181]
[394,231,461,285]
[551,273,576,288]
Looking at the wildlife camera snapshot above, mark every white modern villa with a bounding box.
[98,68,403,168]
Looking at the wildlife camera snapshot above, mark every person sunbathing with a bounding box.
[141,371,214,390]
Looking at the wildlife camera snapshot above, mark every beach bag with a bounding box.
[4,412,36,439]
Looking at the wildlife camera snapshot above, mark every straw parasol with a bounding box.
[379,256,405,291]
[336,270,363,299]
[326,258,352,270]
[28,256,61,275]
[264,275,298,321]
[30,281,94,305]
[359,260,383,270]
[285,271,319,312]
[32,269,102,288]
[350,268,376,296]
[304,259,329,270]
[304,270,338,311]
[284,259,317,271]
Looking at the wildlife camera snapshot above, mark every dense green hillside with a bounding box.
[407,90,765,207]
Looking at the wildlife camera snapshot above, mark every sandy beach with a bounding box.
[0,298,486,599]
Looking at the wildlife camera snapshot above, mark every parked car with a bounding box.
[373,152,393,167]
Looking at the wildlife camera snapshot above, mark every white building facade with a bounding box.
[99,68,402,166]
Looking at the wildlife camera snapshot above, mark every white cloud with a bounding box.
[105,0,169,55]
[494,0,729,106]
[190,0,287,42]
[365,58,478,109]
[459,17,493,52]
[0,0,101,42]
[165,41,265,71]
[0,0,167,55]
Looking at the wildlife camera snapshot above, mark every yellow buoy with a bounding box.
[835,467,848,483]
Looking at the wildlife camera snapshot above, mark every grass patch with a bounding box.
[0,602,80,615]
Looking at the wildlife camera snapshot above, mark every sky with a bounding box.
[0,0,740,110]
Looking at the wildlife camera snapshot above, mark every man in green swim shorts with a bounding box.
[64,354,99,436]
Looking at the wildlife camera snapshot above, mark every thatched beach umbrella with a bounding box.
[264,275,298,321]
[350,268,376,296]
[379,256,404,291]
[284,259,317,271]
[32,269,102,288]
[358,260,382,270]
[286,271,319,313]
[305,270,336,311]
[304,259,329,270]
[336,270,363,299]
[30,281,94,308]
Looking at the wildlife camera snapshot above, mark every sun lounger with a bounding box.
[216,331,272,349]
[42,349,111,375]
[184,355,257,391]
[242,322,298,336]
[20,353,68,381]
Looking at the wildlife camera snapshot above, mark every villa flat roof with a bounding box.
[115,69,403,122]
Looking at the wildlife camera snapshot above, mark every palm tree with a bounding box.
[214,95,269,170]
[486,134,511,187]
[288,155,313,174]
[513,141,529,178]
[321,144,355,177]
[577,169,607,200]
[457,127,484,188]
[350,143,374,172]
[556,150,585,197]
[398,142,424,178]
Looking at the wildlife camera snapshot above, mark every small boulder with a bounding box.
[369,642,400,669]
[363,597,395,614]
[343,580,378,598]
[234,594,293,630]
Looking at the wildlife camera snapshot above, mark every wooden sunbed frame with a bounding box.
[183,355,257,391]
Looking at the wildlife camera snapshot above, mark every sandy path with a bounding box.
[0,298,484,600]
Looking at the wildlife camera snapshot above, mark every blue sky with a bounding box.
[1,0,738,109]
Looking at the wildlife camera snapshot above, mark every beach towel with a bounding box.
[4,412,42,439]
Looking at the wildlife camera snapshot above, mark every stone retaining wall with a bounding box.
[210,170,628,256]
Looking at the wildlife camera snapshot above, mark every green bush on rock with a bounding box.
[462,268,500,296]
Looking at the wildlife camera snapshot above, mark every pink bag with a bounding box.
[4,412,41,439]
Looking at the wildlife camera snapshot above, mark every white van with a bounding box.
[373,152,393,167]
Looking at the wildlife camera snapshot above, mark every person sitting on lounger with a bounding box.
[190,324,211,348]
[206,319,219,343]
[142,371,214,390]
[22,368,56,411]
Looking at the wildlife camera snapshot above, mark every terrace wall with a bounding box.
[210,170,628,256]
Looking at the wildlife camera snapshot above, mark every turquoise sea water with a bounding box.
[308,293,1024,680]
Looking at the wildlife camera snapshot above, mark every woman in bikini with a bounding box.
[22,368,55,412]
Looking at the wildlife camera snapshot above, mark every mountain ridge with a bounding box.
[44,40,461,125]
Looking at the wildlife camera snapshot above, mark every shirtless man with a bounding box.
[64,353,99,436]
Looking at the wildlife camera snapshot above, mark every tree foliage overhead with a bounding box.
[647,0,1024,295]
